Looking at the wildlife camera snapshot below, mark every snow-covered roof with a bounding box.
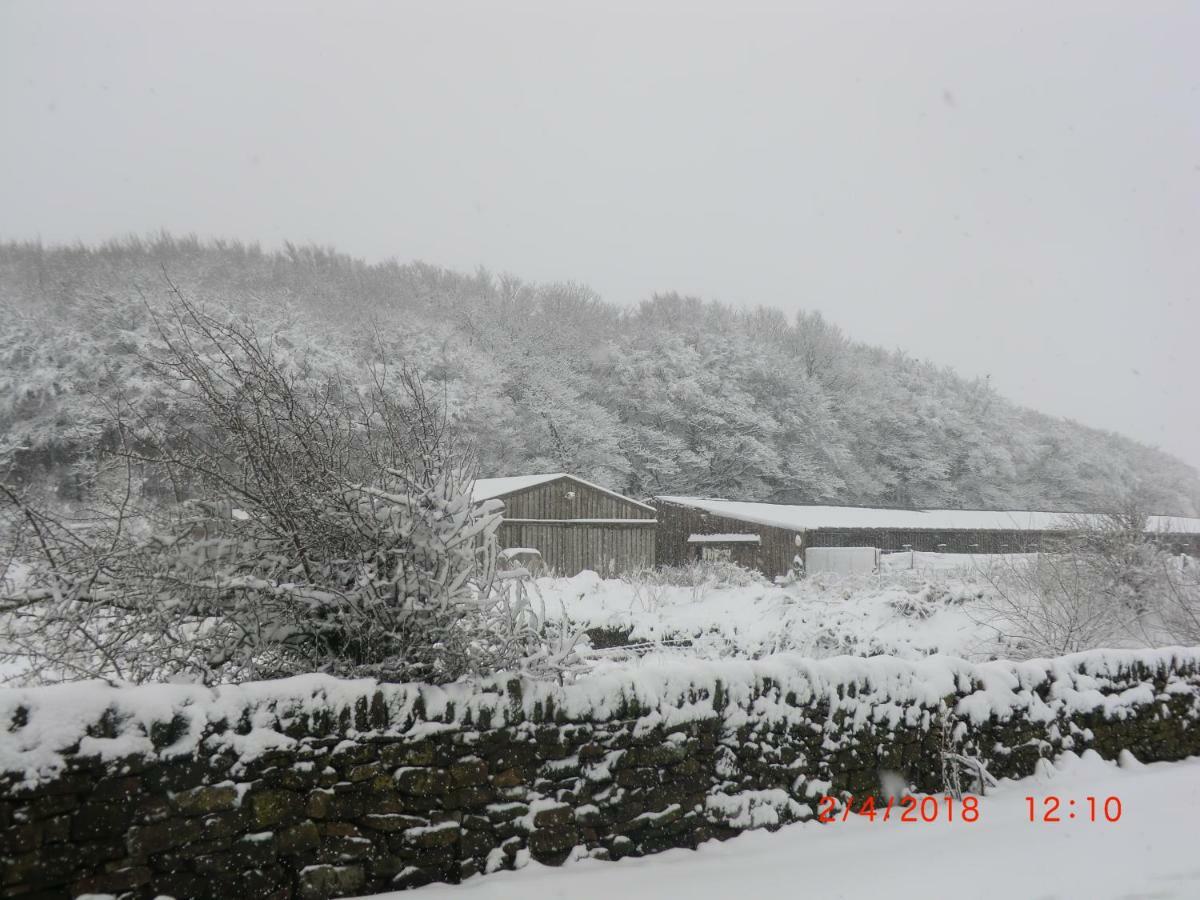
[473,473,656,511]
[471,473,565,501]
[498,547,542,559]
[688,533,761,543]
[657,496,1200,535]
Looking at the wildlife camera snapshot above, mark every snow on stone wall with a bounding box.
[2,648,1199,898]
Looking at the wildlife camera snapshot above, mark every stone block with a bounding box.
[0,820,42,855]
[391,865,437,889]
[361,813,426,833]
[460,827,497,858]
[126,816,205,856]
[250,789,306,827]
[394,767,449,796]
[529,825,579,860]
[444,784,495,811]
[401,821,460,850]
[194,832,277,872]
[173,783,239,816]
[91,775,144,802]
[346,761,385,783]
[448,758,489,786]
[72,800,134,841]
[491,767,523,788]
[380,743,436,767]
[72,865,152,895]
[533,803,573,828]
[278,819,321,854]
[297,863,366,899]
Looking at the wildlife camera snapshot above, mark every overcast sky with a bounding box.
[2,1,1198,468]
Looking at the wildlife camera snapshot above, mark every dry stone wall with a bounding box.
[2,649,1199,899]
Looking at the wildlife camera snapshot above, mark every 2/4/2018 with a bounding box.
[817,794,980,823]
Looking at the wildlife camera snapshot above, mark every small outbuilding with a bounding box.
[473,473,656,576]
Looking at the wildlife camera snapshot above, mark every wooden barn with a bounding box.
[654,496,1200,578]
[473,473,656,576]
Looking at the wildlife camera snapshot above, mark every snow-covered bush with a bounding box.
[1150,553,1200,645]
[636,560,766,590]
[971,504,1200,658]
[613,561,766,614]
[971,552,1137,658]
[0,291,568,685]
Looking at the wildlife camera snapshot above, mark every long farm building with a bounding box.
[654,496,1200,578]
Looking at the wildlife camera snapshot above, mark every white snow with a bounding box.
[472,474,566,501]
[541,568,1002,663]
[498,548,542,559]
[657,496,1200,534]
[879,550,1040,576]
[503,518,657,524]
[5,642,1195,785]
[359,752,1200,900]
[473,473,655,511]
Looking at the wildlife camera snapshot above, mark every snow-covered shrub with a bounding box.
[969,506,1193,659]
[971,551,1134,658]
[645,560,766,590]
[888,589,939,620]
[0,292,568,685]
[1151,553,1200,645]
[889,580,984,619]
[617,567,670,611]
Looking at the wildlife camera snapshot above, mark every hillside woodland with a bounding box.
[1,236,1197,515]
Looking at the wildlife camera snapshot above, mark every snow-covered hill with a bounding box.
[4,237,1199,515]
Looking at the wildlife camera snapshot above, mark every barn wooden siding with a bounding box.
[807,529,1200,556]
[497,521,654,577]
[491,476,655,576]
[655,497,1044,578]
[654,500,796,576]
[804,528,1048,554]
[498,479,656,521]
[1152,533,1200,555]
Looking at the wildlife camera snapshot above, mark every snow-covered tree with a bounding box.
[2,237,1198,516]
[0,290,566,685]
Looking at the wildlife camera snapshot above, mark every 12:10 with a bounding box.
[1025,796,1122,822]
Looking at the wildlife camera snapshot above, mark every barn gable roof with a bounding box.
[656,496,1200,535]
[471,473,564,501]
[473,473,656,512]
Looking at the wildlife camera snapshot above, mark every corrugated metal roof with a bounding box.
[657,496,1200,535]
[473,473,656,511]
[471,473,566,501]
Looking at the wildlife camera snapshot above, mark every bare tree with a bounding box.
[972,486,1199,657]
[0,287,574,685]
[1156,554,1200,644]
[972,549,1134,658]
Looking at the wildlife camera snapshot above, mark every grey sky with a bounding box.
[2,0,1198,468]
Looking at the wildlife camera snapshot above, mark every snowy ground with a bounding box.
[0,554,1026,686]
[537,556,1038,669]
[361,751,1200,900]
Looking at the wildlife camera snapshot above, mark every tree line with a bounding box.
[1,235,1197,516]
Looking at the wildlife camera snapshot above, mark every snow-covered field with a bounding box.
[363,751,1200,900]
[0,551,1182,685]
[537,556,1034,669]
[0,554,1022,686]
